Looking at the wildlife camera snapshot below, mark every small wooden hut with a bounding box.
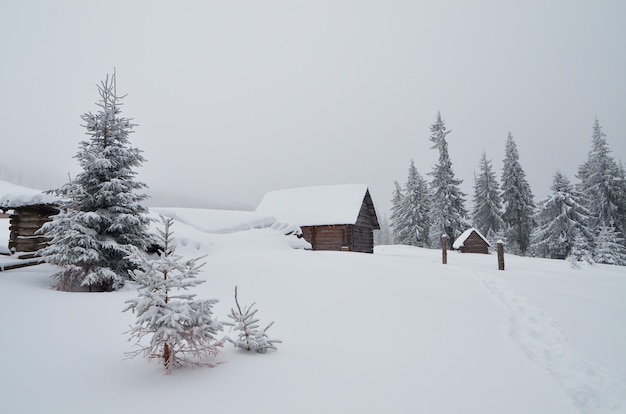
[256,184,380,253]
[453,228,491,254]
[1,180,60,258]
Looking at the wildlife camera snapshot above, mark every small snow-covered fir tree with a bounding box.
[501,132,535,255]
[593,223,626,266]
[472,151,504,238]
[227,286,281,353]
[491,228,508,253]
[39,71,152,291]
[124,216,223,370]
[568,227,594,267]
[532,171,592,259]
[428,112,469,248]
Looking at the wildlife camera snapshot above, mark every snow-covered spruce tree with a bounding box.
[531,171,592,259]
[227,286,281,353]
[39,72,152,291]
[577,118,626,241]
[389,181,407,244]
[472,151,504,239]
[124,215,223,370]
[593,223,626,266]
[428,112,469,248]
[568,227,594,267]
[501,132,535,255]
[396,160,431,247]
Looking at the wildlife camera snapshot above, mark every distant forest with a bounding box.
[377,113,626,266]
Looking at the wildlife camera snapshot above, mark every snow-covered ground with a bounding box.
[0,209,625,414]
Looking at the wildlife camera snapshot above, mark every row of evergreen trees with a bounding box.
[390,113,626,265]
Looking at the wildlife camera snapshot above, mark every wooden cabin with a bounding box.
[1,180,60,258]
[256,184,380,253]
[453,228,491,254]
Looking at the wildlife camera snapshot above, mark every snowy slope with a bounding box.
[0,210,625,414]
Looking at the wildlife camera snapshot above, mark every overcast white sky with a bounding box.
[1,1,625,215]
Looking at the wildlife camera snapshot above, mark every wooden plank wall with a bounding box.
[460,232,489,254]
[301,224,375,253]
[351,225,374,253]
[302,225,350,251]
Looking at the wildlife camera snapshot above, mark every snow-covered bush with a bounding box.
[124,216,223,371]
[227,286,281,353]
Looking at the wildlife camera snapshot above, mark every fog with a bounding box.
[1,1,624,215]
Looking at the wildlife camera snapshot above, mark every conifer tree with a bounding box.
[39,72,152,291]
[531,172,592,259]
[593,223,626,266]
[399,160,431,247]
[472,151,504,239]
[124,216,224,370]
[568,227,594,267]
[501,132,535,255]
[227,286,281,353]
[390,181,407,244]
[428,112,469,247]
[492,227,509,253]
[577,118,626,240]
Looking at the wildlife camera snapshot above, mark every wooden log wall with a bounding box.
[301,225,350,251]
[301,224,375,253]
[8,205,57,256]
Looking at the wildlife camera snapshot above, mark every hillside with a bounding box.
[0,209,625,414]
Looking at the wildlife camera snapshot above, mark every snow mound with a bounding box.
[150,207,310,250]
[153,207,283,234]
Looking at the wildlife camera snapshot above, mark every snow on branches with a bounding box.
[124,215,223,371]
[227,286,281,353]
[39,71,152,291]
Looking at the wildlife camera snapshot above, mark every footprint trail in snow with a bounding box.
[474,270,626,414]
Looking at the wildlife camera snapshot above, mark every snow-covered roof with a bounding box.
[0,180,60,209]
[255,184,375,227]
[452,228,491,249]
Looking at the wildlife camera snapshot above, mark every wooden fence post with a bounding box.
[441,234,448,264]
[497,241,505,270]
